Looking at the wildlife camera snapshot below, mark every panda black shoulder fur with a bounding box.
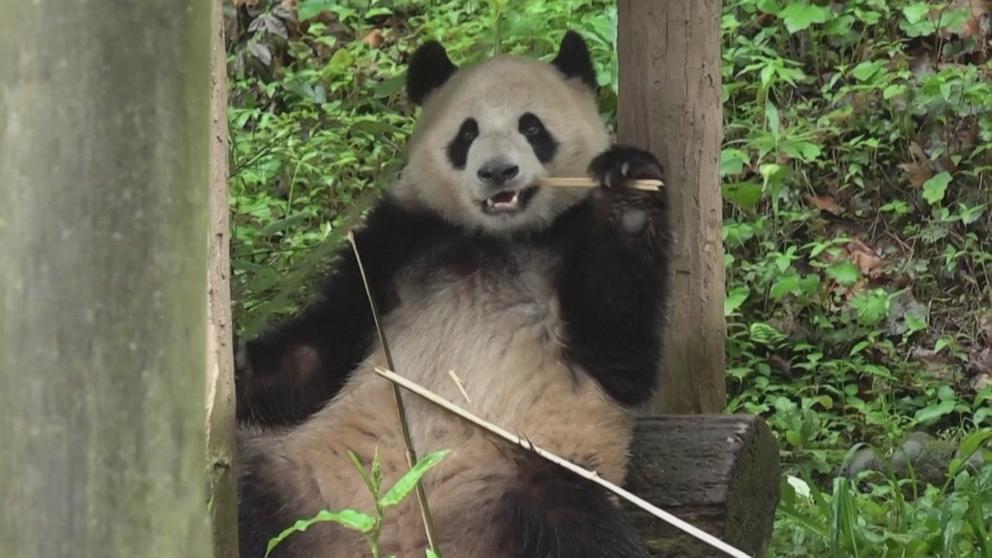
[236,31,671,558]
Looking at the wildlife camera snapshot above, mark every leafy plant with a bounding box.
[265,448,449,558]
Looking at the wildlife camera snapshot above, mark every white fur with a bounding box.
[393,55,609,234]
[243,249,633,557]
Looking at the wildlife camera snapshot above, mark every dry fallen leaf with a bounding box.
[966,347,992,391]
[804,194,844,215]
[899,161,932,188]
[948,0,992,39]
[847,239,884,278]
[363,29,384,48]
[912,348,960,382]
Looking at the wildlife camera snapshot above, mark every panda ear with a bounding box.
[551,30,597,90]
[406,41,458,105]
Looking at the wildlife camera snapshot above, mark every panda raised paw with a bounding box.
[587,146,667,236]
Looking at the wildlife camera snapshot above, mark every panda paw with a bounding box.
[588,145,665,190]
[588,146,666,236]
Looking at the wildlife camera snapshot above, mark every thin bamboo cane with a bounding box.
[372,366,752,558]
[536,177,663,191]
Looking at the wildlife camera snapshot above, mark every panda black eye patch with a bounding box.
[446,118,479,170]
[518,112,558,164]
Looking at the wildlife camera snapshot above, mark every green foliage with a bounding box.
[265,448,449,558]
[229,0,992,554]
[722,0,992,554]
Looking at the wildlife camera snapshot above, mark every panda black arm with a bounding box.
[549,146,671,407]
[236,199,457,426]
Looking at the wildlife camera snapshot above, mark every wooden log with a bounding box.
[0,2,212,557]
[625,416,780,558]
[617,0,727,414]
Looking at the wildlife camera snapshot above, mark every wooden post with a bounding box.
[207,0,240,556]
[618,1,727,414]
[0,3,213,557]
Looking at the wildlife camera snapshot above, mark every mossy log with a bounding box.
[625,415,780,558]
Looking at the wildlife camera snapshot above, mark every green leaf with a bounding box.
[850,61,883,82]
[725,286,749,316]
[298,0,336,21]
[922,172,952,205]
[723,181,763,208]
[266,509,376,557]
[328,48,355,74]
[850,290,889,325]
[380,450,449,509]
[771,274,801,300]
[883,84,907,100]
[902,3,931,25]
[826,261,861,286]
[765,99,780,136]
[750,322,786,346]
[720,148,749,177]
[914,400,957,424]
[779,1,831,33]
[373,73,407,99]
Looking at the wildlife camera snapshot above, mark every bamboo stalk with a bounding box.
[536,177,664,191]
[372,366,752,558]
[346,232,441,555]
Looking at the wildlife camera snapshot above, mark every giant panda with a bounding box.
[235,30,671,558]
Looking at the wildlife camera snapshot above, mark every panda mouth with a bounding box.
[481,187,538,214]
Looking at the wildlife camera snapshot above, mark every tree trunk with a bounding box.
[0,3,213,557]
[617,1,727,414]
[207,0,240,556]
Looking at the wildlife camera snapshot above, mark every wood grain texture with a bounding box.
[207,0,240,556]
[626,416,780,557]
[0,3,212,557]
[617,0,727,413]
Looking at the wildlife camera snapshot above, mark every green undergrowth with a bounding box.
[227,0,992,555]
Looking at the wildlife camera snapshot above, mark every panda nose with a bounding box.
[477,161,519,187]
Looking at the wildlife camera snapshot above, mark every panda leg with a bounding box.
[494,455,650,558]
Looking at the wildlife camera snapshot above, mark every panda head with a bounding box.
[394,31,610,234]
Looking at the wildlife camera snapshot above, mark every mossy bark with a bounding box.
[0,3,213,556]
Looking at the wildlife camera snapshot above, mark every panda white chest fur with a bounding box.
[254,243,632,557]
[236,30,671,558]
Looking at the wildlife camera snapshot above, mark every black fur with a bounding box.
[518,112,559,164]
[406,41,458,105]
[237,145,669,418]
[446,117,479,169]
[236,202,465,426]
[496,453,651,558]
[551,31,598,91]
[547,146,670,406]
[237,452,304,558]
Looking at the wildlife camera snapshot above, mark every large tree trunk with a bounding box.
[0,3,213,557]
[207,0,240,556]
[617,1,727,414]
